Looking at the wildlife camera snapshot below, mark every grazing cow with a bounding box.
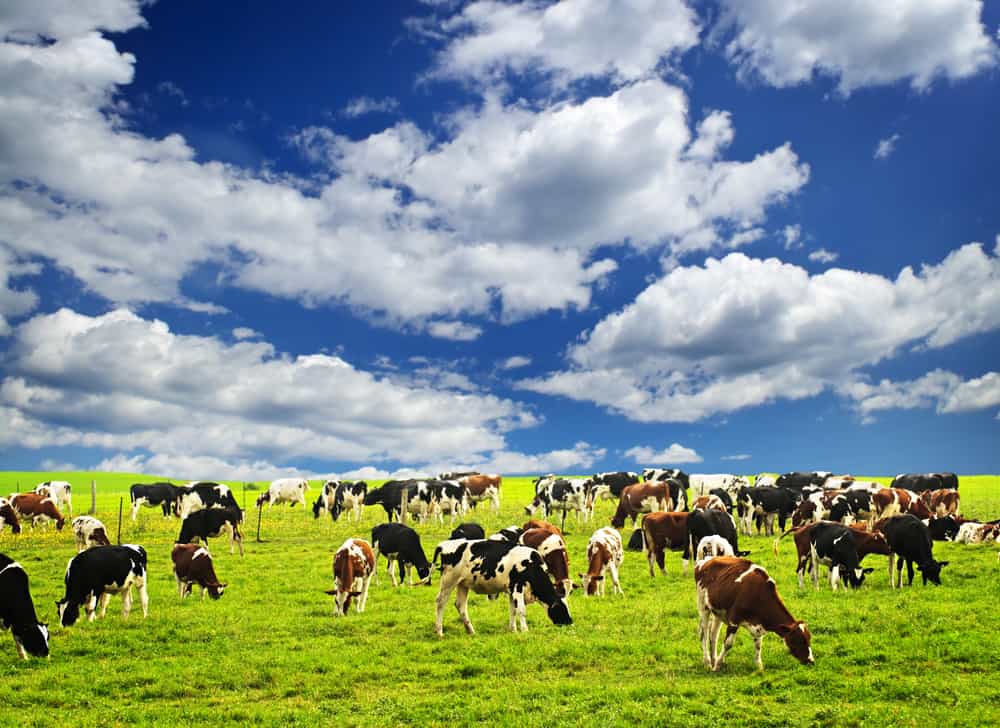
[256,478,309,508]
[926,516,962,542]
[177,508,244,556]
[737,487,799,536]
[371,523,432,586]
[325,539,376,616]
[774,521,889,588]
[687,508,747,568]
[430,480,468,524]
[695,535,735,563]
[71,516,111,551]
[450,523,486,540]
[459,474,502,512]
[57,545,149,626]
[363,480,435,522]
[580,527,624,596]
[807,523,874,590]
[175,482,241,521]
[775,472,828,491]
[611,481,670,529]
[0,498,21,535]
[0,554,49,659]
[955,522,1000,545]
[921,489,961,518]
[432,538,572,636]
[526,477,590,525]
[877,514,948,587]
[519,528,573,597]
[130,482,185,520]
[689,474,750,498]
[33,481,72,515]
[585,472,641,503]
[171,544,226,600]
[695,557,813,672]
[641,512,691,577]
[10,493,65,530]
[489,525,523,543]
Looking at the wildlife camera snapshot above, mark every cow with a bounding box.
[432,538,572,636]
[459,474,502,512]
[845,480,883,494]
[955,522,1000,545]
[129,482,185,520]
[641,511,690,577]
[686,508,747,568]
[584,472,641,504]
[579,527,624,597]
[0,498,21,535]
[819,475,856,490]
[827,490,874,526]
[0,554,49,659]
[708,488,734,511]
[33,481,72,515]
[489,526,523,543]
[523,519,562,535]
[872,488,932,522]
[753,474,777,487]
[56,545,149,626]
[774,521,890,588]
[892,473,959,492]
[364,480,434,522]
[689,474,750,499]
[256,478,309,508]
[430,480,468,524]
[926,516,962,542]
[175,482,241,521]
[807,523,874,590]
[450,523,486,540]
[171,544,226,600]
[695,556,813,672]
[695,535,735,563]
[71,516,111,552]
[313,480,368,522]
[790,499,822,528]
[610,481,670,529]
[736,487,799,536]
[876,514,948,587]
[371,523,432,587]
[921,489,961,518]
[692,494,730,513]
[518,528,573,597]
[325,538,376,616]
[439,471,480,481]
[177,508,244,556]
[10,493,65,530]
[775,472,828,490]
[526,476,590,526]
[643,471,690,511]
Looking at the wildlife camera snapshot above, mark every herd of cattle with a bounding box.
[1,469,996,670]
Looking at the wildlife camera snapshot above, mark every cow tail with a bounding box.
[772,527,796,556]
[432,545,442,569]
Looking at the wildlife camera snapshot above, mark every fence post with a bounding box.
[90,479,97,515]
[116,497,123,545]
[256,504,264,542]
[400,491,408,525]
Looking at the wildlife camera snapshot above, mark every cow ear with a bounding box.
[862,568,874,575]
[938,561,949,568]
[323,589,337,595]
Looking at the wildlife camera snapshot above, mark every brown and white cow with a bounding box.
[580,527,624,596]
[692,494,729,513]
[695,556,814,672]
[0,498,21,535]
[921,489,961,518]
[872,488,931,522]
[954,522,1000,544]
[518,528,574,597]
[71,516,111,551]
[325,538,376,616]
[641,511,691,577]
[774,521,889,588]
[611,482,671,530]
[459,474,502,512]
[171,544,227,600]
[10,493,65,530]
[522,519,563,535]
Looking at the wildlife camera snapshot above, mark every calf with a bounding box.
[371,523,432,586]
[325,538,376,615]
[175,482,241,521]
[256,478,309,508]
[518,528,573,597]
[0,554,49,659]
[0,498,21,534]
[955,522,1000,544]
[171,544,226,600]
[432,538,572,636]
[130,482,184,520]
[580,527,624,596]
[695,556,813,672]
[71,516,111,552]
[877,514,948,586]
[34,481,72,515]
[10,493,65,529]
[611,481,670,529]
[450,523,486,540]
[177,508,244,556]
[56,545,149,626]
[459,474,502,512]
[641,511,690,577]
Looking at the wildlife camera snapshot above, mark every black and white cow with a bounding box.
[56,545,149,626]
[878,514,949,587]
[0,498,21,535]
[737,486,800,535]
[175,482,241,521]
[926,516,962,542]
[371,523,433,587]
[526,477,590,524]
[775,472,828,491]
[432,538,572,636]
[892,472,959,492]
[585,472,642,503]
[450,523,486,540]
[0,554,49,659]
[177,508,244,556]
[686,508,747,573]
[643,469,690,510]
[827,490,874,525]
[489,525,523,543]
[429,480,468,523]
[364,480,434,522]
[130,482,185,520]
[808,523,874,590]
[313,480,368,521]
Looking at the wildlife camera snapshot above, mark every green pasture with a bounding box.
[1,472,999,727]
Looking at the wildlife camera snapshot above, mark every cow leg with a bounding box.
[609,562,623,595]
[749,625,767,671]
[15,639,27,660]
[388,556,400,588]
[713,623,736,671]
[177,574,186,599]
[454,586,474,634]
[121,586,133,619]
[434,575,456,637]
[138,580,149,617]
[905,559,915,586]
[358,574,372,612]
[647,548,655,578]
[830,565,839,591]
[97,593,112,619]
[809,545,820,588]
[131,500,140,521]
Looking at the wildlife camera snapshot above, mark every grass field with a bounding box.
[1,471,999,727]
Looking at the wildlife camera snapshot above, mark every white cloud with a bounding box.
[808,248,839,264]
[874,133,901,160]
[39,458,78,471]
[0,246,40,335]
[427,441,607,476]
[715,0,998,94]
[841,369,1000,419]
[232,327,260,340]
[0,0,146,40]
[519,239,1000,422]
[424,0,700,86]
[342,96,399,117]
[624,443,703,465]
[500,355,532,370]
[1,308,540,467]
[427,320,483,341]
[156,80,188,106]
[783,224,802,250]
[721,454,751,461]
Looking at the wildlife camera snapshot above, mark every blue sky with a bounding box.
[1,0,998,480]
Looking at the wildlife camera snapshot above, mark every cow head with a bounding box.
[13,621,49,659]
[255,493,269,508]
[311,497,323,519]
[546,598,573,627]
[579,573,603,596]
[56,599,79,627]
[777,621,814,665]
[848,567,875,588]
[919,559,948,585]
[207,582,227,600]
[415,564,433,586]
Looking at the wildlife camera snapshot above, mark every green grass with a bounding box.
[2,472,999,727]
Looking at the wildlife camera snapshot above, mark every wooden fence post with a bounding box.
[90,479,97,515]
[116,497,123,545]
[400,491,408,524]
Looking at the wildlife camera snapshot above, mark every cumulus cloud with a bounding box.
[874,133,901,160]
[721,454,751,461]
[840,369,1000,420]
[427,320,483,341]
[624,443,703,465]
[808,248,838,264]
[428,441,607,476]
[500,355,532,370]
[519,239,1000,422]
[232,327,260,340]
[783,224,802,250]
[342,96,399,117]
[715,0,998,94]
